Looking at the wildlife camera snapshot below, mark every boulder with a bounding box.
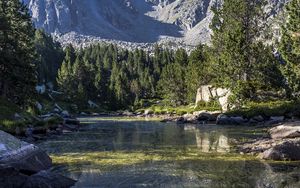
[61,110,70,117]
[260,140,300,161]
[231,116,247,125]
[80,112,87,116]
[266,116,285,125]
[36,102,43,111]
[183,114,197,122]
[144,109,154,115]
[176,117,185,124]
[22,170,76,188]
[216,114,231,125]
[269,123,300,139]
[216,114,246,125]
[88,100,99,108]
[0,164,28,188]
[122,111,133,116]
[195,85,231,112]
[252,115,265,122]
[196,112,216,121]
[0,130,52,173]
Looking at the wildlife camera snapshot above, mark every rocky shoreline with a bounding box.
[105,110,300,161]
[0,130,76,188]
[240,122,300,161]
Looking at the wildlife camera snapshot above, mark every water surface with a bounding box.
[38,117,300,188]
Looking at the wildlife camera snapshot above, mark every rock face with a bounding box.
[241,122,300,161]
[23,0,289,49]
[195,85,231,112]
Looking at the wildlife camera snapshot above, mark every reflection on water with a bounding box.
[38,117,300,188]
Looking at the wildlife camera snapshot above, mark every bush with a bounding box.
[0,119,26,133]
[0,98,21,120]
[176,110,188,116]
[194,100,222,112]
[47,116,63,125]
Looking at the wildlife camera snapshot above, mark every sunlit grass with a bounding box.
[51,148,259,172]
[79,116,163,124]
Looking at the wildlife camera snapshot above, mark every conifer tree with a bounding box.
[279,0,300,96]
[210,0,283,101]
[186,45,211,103]
[0,0,37,105]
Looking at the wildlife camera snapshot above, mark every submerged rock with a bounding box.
[0,164,28,187]
[0,130,76,187]
[23,170,76,188]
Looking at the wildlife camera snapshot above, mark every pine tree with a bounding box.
[186,45,211,103]
[279,0,300,96]
[34,29,64,84]
[210,0,283,101]
[158,62,186,105]
[0,0,37,105]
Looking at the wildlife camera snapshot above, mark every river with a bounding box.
[38,117,300,188]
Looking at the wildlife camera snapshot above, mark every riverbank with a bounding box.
[240,121,300,161]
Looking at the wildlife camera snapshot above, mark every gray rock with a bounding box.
[61,110,70,117]
[0,164,28,188]
[0,131,52,173]
[216,114,231,125]
[260,140,300,161]
[269,123,300,139]
[265,116,285,125]
[22,170,76,188]
[122,111,133,116]
[230,116,246,125]
[144,109,154,115]
[176,117,185,124]
[197,112,215,121]
[252,115,265,122]
[195,86,231,112]
[183,114,197,122]
[80,112,87,116]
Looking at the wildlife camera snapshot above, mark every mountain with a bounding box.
[24,0,289,49]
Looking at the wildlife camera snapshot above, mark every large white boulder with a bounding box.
[195,85,231,112]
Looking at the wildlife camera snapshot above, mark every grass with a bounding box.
[135,101,221,116]
[79,116,162,124]
[50,148,258,172]
[226,100,300,118]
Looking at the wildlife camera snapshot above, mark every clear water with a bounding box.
[38,117,300,188]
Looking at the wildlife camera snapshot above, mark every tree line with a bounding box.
[0,0,299,111]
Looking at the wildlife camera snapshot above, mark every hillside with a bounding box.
[24,0,289,49]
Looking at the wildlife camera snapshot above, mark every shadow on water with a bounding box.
[38,117,300,188]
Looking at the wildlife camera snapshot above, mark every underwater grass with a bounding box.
[51,148,259,171]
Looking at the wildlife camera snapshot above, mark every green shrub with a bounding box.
[0,98,21,120]
[194,100,222,112]
[176,110,188,116]
[47,116,63,125]
[0,120,26,133]
[33,120,46,127]
[226,100,300,118]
